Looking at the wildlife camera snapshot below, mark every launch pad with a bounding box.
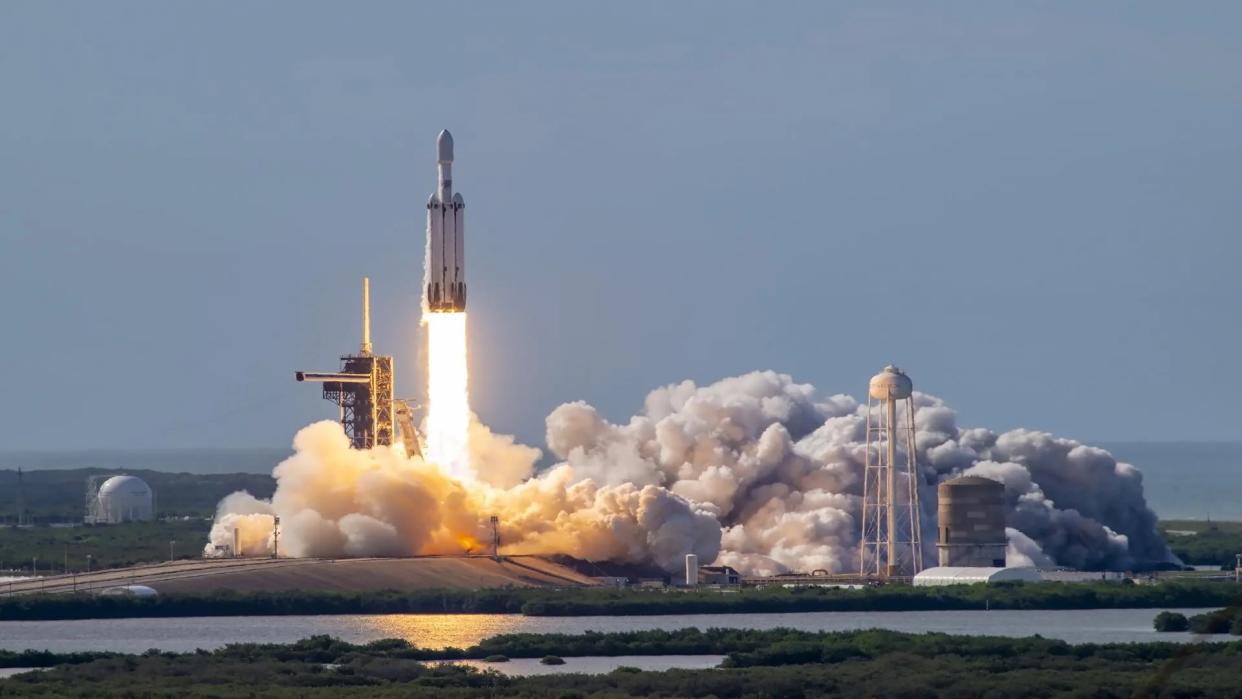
[296,278,421,455]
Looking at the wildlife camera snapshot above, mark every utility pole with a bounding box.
[490,515,500,559]
[16,467,25,527]
[169,539,176,562]
[272,516,280,559]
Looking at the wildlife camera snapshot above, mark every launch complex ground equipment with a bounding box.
[296,278,423,456]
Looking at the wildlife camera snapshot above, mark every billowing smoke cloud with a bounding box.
[208,371,1173,573]
[207,419,721,570]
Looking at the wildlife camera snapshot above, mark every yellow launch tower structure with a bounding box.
[296,278,421,456]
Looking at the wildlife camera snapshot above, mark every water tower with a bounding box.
[859,365,924,578]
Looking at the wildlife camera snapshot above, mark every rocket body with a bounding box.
[426,129,466,312]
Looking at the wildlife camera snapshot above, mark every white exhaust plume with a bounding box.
[208,371,1173,573]
[207,419,720,569]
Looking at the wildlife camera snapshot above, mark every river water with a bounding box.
[0,608,1216,654]
[436,655,728,676]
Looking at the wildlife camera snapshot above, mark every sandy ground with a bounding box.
[0,555,598,595]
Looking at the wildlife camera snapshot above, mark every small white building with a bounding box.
[1038,569,1127,583]
[912,566,1041,586]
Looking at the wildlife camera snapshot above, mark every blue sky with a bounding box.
[1,2,1239,449]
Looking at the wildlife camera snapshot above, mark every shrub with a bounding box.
[1153,611,1189,632]
[1188,610,1234,634]
[483,654,509,663]
[540,655,566,665]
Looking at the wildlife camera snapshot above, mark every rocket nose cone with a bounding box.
[437,129,454,162]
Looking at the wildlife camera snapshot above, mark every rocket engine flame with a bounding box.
[424,311,471,481]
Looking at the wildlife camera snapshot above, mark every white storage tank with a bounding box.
[96,475,154,523]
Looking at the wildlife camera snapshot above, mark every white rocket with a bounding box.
[425,129,466,312]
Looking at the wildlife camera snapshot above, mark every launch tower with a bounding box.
[296,278,421,455]
[860,365,924,578]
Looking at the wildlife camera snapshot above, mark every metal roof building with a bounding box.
[912,566,1041,586]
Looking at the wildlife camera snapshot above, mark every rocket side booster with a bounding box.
[426,129,466,312]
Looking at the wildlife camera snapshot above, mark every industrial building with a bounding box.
[698,565,742,585]
[937,475,1007,567]
[909,472,1068,586]
[85,475,154,524]
[913,566,1041,586]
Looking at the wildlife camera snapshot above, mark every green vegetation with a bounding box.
[0,468,274,572]
[3,580,1241,621]
[1162,520,1242,535]
[1152,607,1242,635]
[1160,520,1242,568]
[1186,608,1242,635]
[0,468,275,523]
[4,629,1242,697]
[1153,611,1189,632]
[516,580,1242,617]
[540,655,565,665]
[0,519,212,574]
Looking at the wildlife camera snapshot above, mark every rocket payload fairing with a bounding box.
[426,129,466,312]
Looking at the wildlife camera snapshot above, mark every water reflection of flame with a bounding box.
[359,613,525,649]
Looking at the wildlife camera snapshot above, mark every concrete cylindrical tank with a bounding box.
[685,554,699,586]
[937,476,1007,567]
[96,475,154,523]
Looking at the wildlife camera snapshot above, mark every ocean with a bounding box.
[1,442,1238,519]
[1098,442,1242,520]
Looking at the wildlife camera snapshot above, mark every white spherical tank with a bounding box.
[97,475,154,523]
[868,365,913,400]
